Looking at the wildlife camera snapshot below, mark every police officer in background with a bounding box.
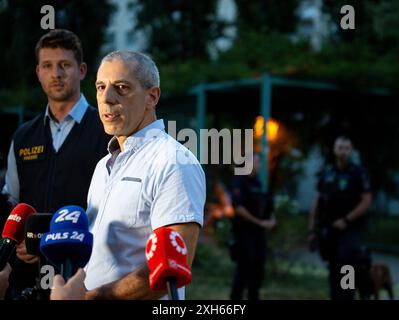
[308,135,372,300]
[229,153,277,300]
[1,29,110,299]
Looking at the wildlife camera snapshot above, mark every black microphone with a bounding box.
[25,213,53,257]
[24,213,53,296]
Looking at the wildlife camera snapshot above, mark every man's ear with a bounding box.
[146,87,161,110]
[36,65,41,81]
[79,62,87,80]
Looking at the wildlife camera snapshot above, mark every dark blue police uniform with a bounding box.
[229,175,273,300]
[316,162,371,300]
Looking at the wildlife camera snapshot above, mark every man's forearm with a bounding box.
[235,206,261,226]
[86,263,166,300]
[308,195,320,231]
[86,223,199,300]
[347,193,372,221]
[4,141,20,206]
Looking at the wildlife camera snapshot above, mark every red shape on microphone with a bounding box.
[146,227,192,291]
[2,203,36,243]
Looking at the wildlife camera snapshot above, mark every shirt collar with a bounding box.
[107,119,165,154]
[44,94,89,125]
[333,161,354,172]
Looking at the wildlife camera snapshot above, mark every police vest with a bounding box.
[317,163,370,227]
[13,106,110,213]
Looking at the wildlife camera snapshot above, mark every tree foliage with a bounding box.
[134,0,227,62]
[0,0,113,109]
[235,0,300,34]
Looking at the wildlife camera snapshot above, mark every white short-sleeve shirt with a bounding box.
[84,119,205,298]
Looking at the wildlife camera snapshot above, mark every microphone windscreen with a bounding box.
[25,213,52,256]
[2,203,36,243]
[146,227,192,291]
[49,205,89,232]
[40,205,93,269]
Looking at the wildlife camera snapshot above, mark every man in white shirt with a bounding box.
[84,51,206,300]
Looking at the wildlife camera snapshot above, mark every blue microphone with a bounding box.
[40,205,93,281]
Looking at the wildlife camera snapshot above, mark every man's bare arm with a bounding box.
[85,222,200,300]
[346,192,372,222]
[235,205,262,226]
[234,205,276,230]
[308,192,320,232]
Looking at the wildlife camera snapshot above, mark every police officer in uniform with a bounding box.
[1,29,110,299]
[229,153,277,300]
[308,136,372,300]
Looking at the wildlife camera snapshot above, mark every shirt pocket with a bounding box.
[106,177,143,228]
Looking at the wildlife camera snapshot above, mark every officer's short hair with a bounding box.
[335,135,353,145]
[101,51,160,89]
[35,29,83,65]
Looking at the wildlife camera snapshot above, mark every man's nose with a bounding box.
[101,85,117,105]
[51,65,64,79]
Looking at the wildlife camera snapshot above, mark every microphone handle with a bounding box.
[166,277,179,300]
[61,258,74,281]
[0,238,16,271]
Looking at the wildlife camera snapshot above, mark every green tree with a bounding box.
[368,0,399,55]
[323,0,399,55]
[235,0,300,34]
[323,0,373,43]
[134,0,228,62]
[0,0,114,109]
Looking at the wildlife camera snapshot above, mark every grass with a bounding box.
[363,215,399,253]
[186,237,329,300]
[186,212,327,300]
[186,213,399,300]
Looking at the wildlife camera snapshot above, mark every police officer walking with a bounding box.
[308,136,372,300]
[229,153,277,300]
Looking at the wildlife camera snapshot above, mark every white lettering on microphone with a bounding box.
[45,232,69,241]
[45,231,86,242]
[7,214,22,223]
[55,209,81,224]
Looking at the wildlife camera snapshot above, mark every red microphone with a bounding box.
[146,227,192,300]
[0,203,36,270]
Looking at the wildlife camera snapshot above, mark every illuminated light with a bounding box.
[267,119,279,142]
[254,116,264,138]
[253,116,279,142]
